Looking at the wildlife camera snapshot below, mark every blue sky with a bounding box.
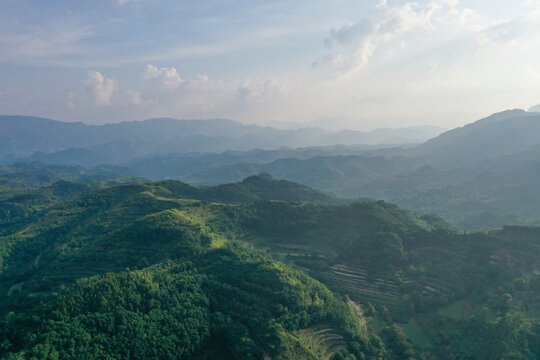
[1,0,540,129]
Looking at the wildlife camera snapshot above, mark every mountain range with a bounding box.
[0,115,443,165]
[3,109,540,358]
[3,109,540,230]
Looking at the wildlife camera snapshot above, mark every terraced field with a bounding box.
[326,264,410,319]
[263,243,462,321]
[298,325,348,360]
[324,262,463,322]
[257,237,470,327]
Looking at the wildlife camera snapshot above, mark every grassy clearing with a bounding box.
[437,301,463,320]
[403,318,434,349]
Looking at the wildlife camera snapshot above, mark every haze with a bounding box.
[2,0,540,129]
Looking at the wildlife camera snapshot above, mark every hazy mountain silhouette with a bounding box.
[528,103,540,112]
[409,109,540,168]
[0,115,441,165]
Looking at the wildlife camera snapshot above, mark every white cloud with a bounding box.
[144,64,184,90]
[117,0,143,5]
[191,74,211,86]
[425,61,439,73]
[523,63,540,80]
[0,26,92,64]
[117,0,149,5]
[102,71,293,123]
[127,90,156,106]
[314,0,484,77]
[238,77,287,100]
[84,71,117,106]
[473,19,524,50]
[67,91,76,109]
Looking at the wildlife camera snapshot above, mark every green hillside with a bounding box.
[0,178,539,359]
[0,180,389,360]
[0,162,138,188]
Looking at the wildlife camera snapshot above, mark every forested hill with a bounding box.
[0,177,539,359]
[0,162,137,188]
[0,179,411,360]
[0,173,342,229]
[155,173,342,204]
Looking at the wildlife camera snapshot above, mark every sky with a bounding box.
[1,0,540,130]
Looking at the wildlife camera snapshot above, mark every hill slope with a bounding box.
[0,177,539,359]
[409,109,540,168]
[0,180,404,360]
[157,109,540,229]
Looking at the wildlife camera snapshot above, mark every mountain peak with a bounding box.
[411,109,540,168]
[528,103,540,113]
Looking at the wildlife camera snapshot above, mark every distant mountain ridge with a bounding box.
[409,109,540,168]
[125,109,540,230]
[5,109,540,230]
[0,115,443,165]
[528,103,540,112]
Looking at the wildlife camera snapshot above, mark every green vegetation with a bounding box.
[0,178,389,360]
[0,162,138,188]
[0,175,539,359]
[6,110,540,233]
